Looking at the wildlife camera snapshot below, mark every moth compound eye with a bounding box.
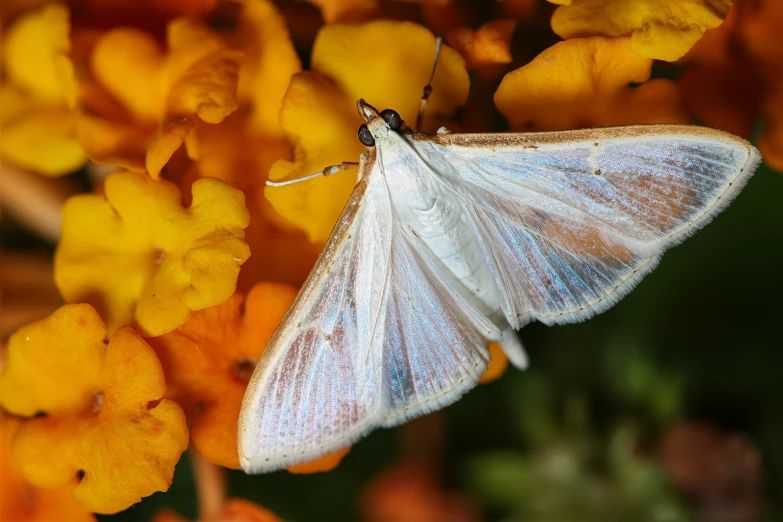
[358,124,376,147]
[380,109,402,131]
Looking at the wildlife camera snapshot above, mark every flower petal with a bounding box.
[2,306,188,514]
[495,37,689,131]
[265,72,364,243]
[478,343,509,384]
[286,447,351,474]
[236,0,302,138]
[266,21,469,243]
[447,20,517,70]
[312,21,469,131]
[148,283,297,468]
[550,0,732,61]
[305,0,379,23]
[2,3,75,103]
[54,172,250,336]
[0,94,87,176]
[0,304,105,418]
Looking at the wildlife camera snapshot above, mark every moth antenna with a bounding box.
[416,36,442,131]
[266,162,359,187]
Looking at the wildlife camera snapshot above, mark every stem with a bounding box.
[189,449,227,521]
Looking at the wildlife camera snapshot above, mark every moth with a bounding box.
[238,96,761,474]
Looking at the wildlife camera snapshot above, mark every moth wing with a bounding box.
[380,223,500,427]
[238,168,392,473]
[424,125,761,327]
[239,158,503,473]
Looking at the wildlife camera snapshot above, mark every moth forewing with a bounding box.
[239,121,761,474]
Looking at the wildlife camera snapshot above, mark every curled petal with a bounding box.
[305,0,379,23]
[55,172,250,336]
[550,0,732,61]
[495,37,689,131]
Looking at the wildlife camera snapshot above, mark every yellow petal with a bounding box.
[0,304,105,418]
[550,0,732,61]
[54,172,250,336]
[495,37,689,131]
[2,3,75,103]
[266,21,469,243]
[0,94,87,176]
[236,0,302,137]
[312,21,469,131]
[146,118,195,179]
[265,72,364,243]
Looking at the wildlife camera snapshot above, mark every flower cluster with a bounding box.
[0,0,778,518]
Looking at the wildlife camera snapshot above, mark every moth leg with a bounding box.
[416,36,442,131]
[498,326,528,370]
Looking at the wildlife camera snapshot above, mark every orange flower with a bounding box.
[0,4,86,176]
[154,498,283,522]
[359,461,480,522]
[265,21,470,243]
[478,343,509,385]
[147,283,297,468]
[0,413,96,522]
[54,171,250,337]
[0,304,189,514]
[447,20,517,70]
[549,0,732,61]
[678,0,783,170]
[495,37,689,131]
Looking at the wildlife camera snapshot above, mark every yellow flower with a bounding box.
[265,21,470,243]
[0,305,189,514]
[0,4,86,176]
[495,37,690,131]
[549,0,732,61]
[54,171,250,337]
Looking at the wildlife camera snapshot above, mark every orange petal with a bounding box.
[550,0,732,61]
[91,28,167,122]
[166,50,243,124]
[148,283,298,468]
[54,172,250,336]
[495,37,689,131]
[2,306,188,514]
[759,81,783,171]
[478,343,509,384]
[305,0,378,23]
[286,447,351,474]
[678,64,761,139]
[447,20,517,69]
[146,118,195,179]
[1,413,97,522]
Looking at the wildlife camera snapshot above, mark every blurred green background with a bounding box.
[89,162,782,521]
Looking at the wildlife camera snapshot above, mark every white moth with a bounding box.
[238,98,761,473]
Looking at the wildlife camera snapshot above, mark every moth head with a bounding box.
[357,99,404,147]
